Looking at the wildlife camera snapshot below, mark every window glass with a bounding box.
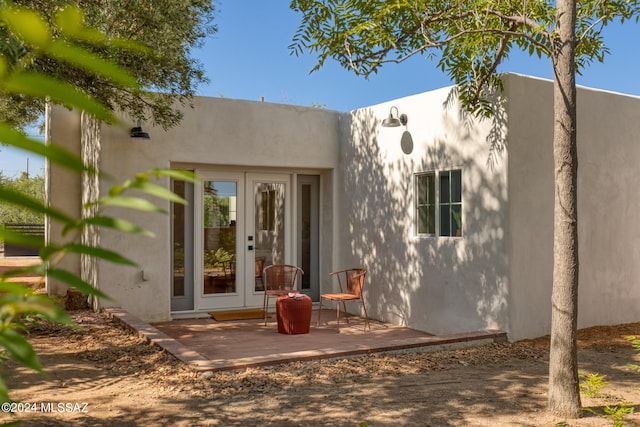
[416,169,462,237]
[415,173,436,235]
[440,205,451,236]
[439,170,462,237]
[451,169,462,202]
[440,173,450,204]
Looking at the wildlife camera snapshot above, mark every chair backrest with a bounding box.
[255,257,266,279]
[332,268,366,297]
[263,264,303,292]
[223,260,235,279]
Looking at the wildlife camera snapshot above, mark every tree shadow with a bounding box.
[336,88,510,336]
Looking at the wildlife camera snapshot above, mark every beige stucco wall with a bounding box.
[46,106,82,295]
[344,87,510,336]
[505,73,640,339]
[49,97,341,322]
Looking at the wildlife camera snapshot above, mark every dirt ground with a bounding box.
[0,311,639,427]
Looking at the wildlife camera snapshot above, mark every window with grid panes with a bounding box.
[439,169,462,237]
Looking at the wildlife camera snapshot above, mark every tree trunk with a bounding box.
[548,0,581,418]
[80,112,101,311]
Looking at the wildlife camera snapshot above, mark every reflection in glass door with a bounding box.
[245,174,289,308]
[202,180,238,296]
[172,172,291,313]
[297,175,319,301]
[254,182,285,267]
[171,179,194,312]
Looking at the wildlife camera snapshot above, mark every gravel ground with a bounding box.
[2,310,640,426]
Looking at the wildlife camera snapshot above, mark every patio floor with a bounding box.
[105,308,507,372]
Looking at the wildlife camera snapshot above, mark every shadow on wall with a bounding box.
[341,90,511,335]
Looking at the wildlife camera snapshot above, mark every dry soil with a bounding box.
[1,310,640,426]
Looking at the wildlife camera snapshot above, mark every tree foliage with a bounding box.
[0,4,194,408]
[290,0,639,115]
[0,0,216,130]
[0,173,44,225]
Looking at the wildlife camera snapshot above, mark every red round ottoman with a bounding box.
[276,294,312,334]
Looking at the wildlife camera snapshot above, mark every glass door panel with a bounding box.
[171,179,194,311]
[196,172,244,311]
[297,175,319,301]
[245,173,290,307]
[203,180,237,295]
[254,182,286,270]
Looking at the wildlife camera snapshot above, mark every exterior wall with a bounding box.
[576,85,640,329]
[46,106,82,295]
[51,97,341,322]
[47,75,640,338]
[505,73,640,339]
[503,75,555,340]
[343,88,510,336]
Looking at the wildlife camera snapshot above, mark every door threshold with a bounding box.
[171,310,212,320]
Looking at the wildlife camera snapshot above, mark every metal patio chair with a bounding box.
[317,268,370,333]
[262,264,304,325]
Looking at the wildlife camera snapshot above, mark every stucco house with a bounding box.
[46,73,640,341]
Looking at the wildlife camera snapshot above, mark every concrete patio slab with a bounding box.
[105,307,507,373]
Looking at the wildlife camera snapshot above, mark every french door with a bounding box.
[190,172,290,311]
[195,172,246,310]
[171,171,319,314]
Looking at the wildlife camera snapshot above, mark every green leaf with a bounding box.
[0,228,44,249]
[0,280,33,296]
[61,243,138,267]
[0,376,11,406]
[0,328,42,373]
[1,72,115,123]
[53,6,86,38]
[0,124,88,173]
[46,40,138,88]
[45,269,109,299]
[0,266,43,281]
[147,168,197,182]
[73,216,155,237]
[0,7,50,48]
[54,6,149,54]
[0,185,74,224]
[99,195,167,213]
[125,181,186,203]
[0,296,70,324]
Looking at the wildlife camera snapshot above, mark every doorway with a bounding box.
[171,171,320,314]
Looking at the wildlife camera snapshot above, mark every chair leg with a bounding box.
[341,300,350,324]
[335,300,341,333]
[316,297,323,327]
[263,293,269,326]
[361,300,370,331]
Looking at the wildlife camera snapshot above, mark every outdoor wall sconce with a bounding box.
[130,125,150,139]
[381,106,408,127]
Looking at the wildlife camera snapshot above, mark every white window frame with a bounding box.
[414,168,462,238]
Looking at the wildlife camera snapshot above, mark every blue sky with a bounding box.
[2,1,639,177]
